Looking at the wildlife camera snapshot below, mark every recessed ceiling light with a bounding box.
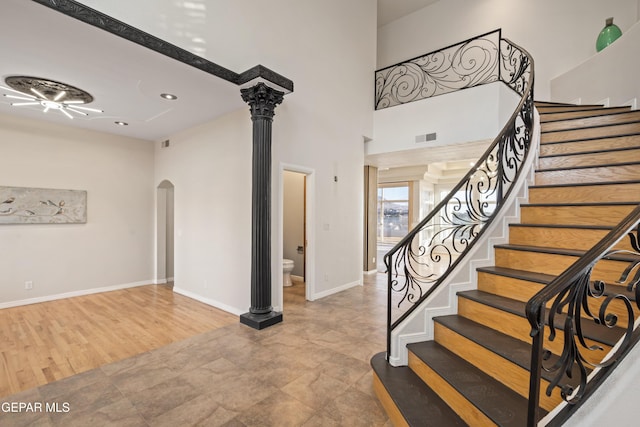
[1,76,102,119]
[160,93,178,100]
[115,121,128,126]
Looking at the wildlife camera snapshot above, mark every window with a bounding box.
[377,183,411,244]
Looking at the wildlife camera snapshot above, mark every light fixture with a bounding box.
[1,76,102,119]
[115,121,128,126]
[160,93,178,100]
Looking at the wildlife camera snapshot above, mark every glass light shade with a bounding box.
[596,17,622,52]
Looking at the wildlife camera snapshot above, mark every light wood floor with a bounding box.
[0,284,237,398]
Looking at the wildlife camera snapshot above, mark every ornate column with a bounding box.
[239,82,285,329]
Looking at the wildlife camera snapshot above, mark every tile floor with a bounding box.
[0,276,391,426]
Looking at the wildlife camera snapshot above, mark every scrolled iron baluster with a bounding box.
[375,31,501,110]
[541,252,637,405]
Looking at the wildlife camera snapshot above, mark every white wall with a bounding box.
[370,83,517,156]
[377,0,639,100]
[551,21,640,107]
[283,171,304,278]
[0,113,155,307]
[153,0,377,313]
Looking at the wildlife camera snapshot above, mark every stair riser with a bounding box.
[434,323,561,412]
[535,164,640,186]
[477,272,635,325]
[520,204,636,226]
[372,373,410,427]
[538,148,640,169]
[495,248,634,283]
[408,352,497,427]
[458,298,612,365]
[477,271,545,303]
[539,135,640,156]
[536,105,609,113]
[541,113,640,132]
[540,108,631,122]
[541,123,640,143]
[509,227,633,252]
[529,183,640,204]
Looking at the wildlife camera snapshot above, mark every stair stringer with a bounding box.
[388,109,541,367]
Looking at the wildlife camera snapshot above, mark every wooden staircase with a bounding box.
[372,101,640,426]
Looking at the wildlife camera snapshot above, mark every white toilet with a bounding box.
[283,259,294,287]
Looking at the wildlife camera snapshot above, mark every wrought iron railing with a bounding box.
[383,34,534,357]
[526,205,640,426]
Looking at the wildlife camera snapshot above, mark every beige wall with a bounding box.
[0,113,155,307]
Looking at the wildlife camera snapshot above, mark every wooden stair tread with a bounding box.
[530,179,640,189]
[407,341,539,426]
[370,352,467,426]
[522,201,639,207]
[541,133,640,145]
[539,107,632,122]
[434,315,584,387]
[541,121,640,134]
[457,290,624,347]
[536,160,640,173]
[538,145,640,159]
[494,243,640,262]
[477,265,555,284]
[510,223,613,230]
[540,111,640,132]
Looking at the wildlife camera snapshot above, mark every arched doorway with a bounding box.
[157,180,175,286]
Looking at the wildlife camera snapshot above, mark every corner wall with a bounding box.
[0,113,155,307]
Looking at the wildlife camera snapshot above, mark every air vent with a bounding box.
[161,140,170,148]
[415,132,437,143]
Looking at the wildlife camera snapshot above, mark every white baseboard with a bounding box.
[363,269,378,276]
[173,286,244,316]
[291,274,304,282]
[0,280,152,309]
[311,280,361,300]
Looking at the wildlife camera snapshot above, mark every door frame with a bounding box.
[278,163,315,309]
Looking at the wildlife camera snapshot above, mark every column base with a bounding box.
[239,311,283,330]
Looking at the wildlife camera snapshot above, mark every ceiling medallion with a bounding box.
[1,76,102,119]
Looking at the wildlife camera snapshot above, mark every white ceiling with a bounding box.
[0,0,245,141]
[0,0,442,143]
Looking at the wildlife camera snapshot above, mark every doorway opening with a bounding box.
[280,165,314,309]
[157,180,175,287]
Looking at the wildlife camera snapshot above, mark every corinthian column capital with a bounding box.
[241,82,285,120]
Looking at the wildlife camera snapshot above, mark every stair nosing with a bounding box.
[509,223,613,231]
[493,243,640,262]
[535,101,603,107]
[539,107,630,118]
[538,145,640,159]
[540,110,640,125]
[529,179,640,189]
[540,120,640,134]
[540,132,640,146]
[536,160,640,173]
[522,201,639,207]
